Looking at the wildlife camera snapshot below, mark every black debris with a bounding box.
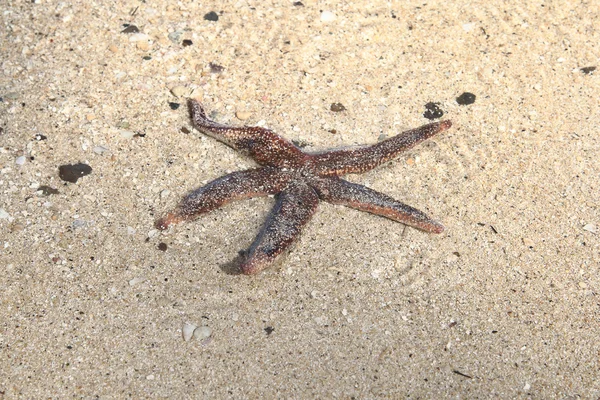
[204,11,219,21]
[58,163,92,183]
[423,102,444,120]
[330,102,346,112]
[121,25,139,33]
[456,92,476,105]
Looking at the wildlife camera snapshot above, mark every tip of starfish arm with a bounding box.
[155,212,184,230]
[439,120,452,131]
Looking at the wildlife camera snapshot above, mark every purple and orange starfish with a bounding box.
[157,99,451,274]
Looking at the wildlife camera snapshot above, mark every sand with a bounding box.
[1,0,599,397]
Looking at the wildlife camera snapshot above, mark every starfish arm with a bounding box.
[240,182,319,275]
[312,120,452,175]
[188,99,307,168]
[312,177,444,233]
[155,167,292,230]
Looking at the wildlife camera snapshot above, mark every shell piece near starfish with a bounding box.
[157,99,452,275]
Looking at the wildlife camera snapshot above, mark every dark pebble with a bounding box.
[264,326,275,335]
[209,62,224,73]
[330,102,346,112]
[169,102,180,110]
[142,56,152,61]
[423,102,444,120]
[34,133,47,141]
[293,1,304,6]
[580,66,596,75]
[181,127,190,134]
[182,39,193,47]
[121,25,140,34]
[456,92,476,105]
[58,163,92,183]
[38,185,59,196]
[204,11,219,21]
[158,242,168,252]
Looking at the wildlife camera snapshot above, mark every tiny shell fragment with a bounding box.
[182,323,197,341]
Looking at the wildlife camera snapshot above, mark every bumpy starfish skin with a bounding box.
[157,99,452,274]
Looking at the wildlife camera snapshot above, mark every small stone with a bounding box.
[193,326,212,340]
[0,208,10,219]
[578,282,588,289]
[580,66,596,75]
[157,242,167,252]
[128,33,149,42]
[128,276,145,286]
[423,102,444,120]
[583,223,596,233]
[121,25,140,34]
[209,62,224,73]
[330,102,346,112]
[58,163,92,183]
[236,111,252,120]
[182,323,197,341]
[108,44,118,53]
[182,39,193,47]
[37,185,59,196]
[170,86,187,98]
[456,92,476,105]
[15,156,26,165]
[93,145,109,155]
[120,130,135,139]
[127,226,136,235]
[320,11,336,22]
[168,102,180,110]
[204,11,219,21]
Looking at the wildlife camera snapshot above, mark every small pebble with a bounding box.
[330,103,346,112]
[119,130,135,139]
[37,186,59,196]
[456,92,476,105]
[182,323,197,341]
[423,102,444,120]
[168,102,180,110]
[236,111,252,120]
[580,66,596,75]
[157,242,168,252]
[15,156,26,165]
[320,11,336,22]
[0,208,10,219]
[93,145,109,155]
[121,25,140,34]
[128,33,149,42]
[204,11,219,21]
[128,276,145,286]
[170,86,187,98]
[209,62,224,73]
[182,39,193,47]
[193,326,212,340]
[58,163,92,183]
[583,223,596,233]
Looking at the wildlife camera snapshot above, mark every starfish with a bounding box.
[157,99,452,274]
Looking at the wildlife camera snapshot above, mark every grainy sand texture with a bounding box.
[1,0,599,398]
